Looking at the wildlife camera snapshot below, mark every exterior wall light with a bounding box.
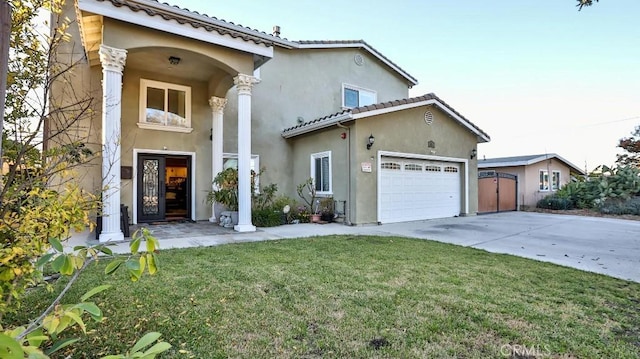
[366,134,375,150]
[470,148,477,159]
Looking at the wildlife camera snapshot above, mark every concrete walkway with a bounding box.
[70,212,640,283]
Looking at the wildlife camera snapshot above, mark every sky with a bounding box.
[175,0,640,171]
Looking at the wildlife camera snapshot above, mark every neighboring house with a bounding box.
[478,154,585,210]
[56,0,490,242]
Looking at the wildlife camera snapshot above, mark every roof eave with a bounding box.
[297,42,418,87]
[77,0,294,57]
[352,98,490,144]
[281,112,353,138]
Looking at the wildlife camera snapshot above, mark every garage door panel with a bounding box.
[380,157,461,223]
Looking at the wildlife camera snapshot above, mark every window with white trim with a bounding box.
[223,153,260,191]
[139,79,192,132]
[342,84,376,108]
[552,171,561,191]
[539,170,549,191]
[311,151,332,194]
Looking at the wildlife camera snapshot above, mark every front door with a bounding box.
[137,155,166,222]
[137,154,192,222]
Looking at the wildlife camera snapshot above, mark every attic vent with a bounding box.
[424,111,434,125]
[354,54,364,66]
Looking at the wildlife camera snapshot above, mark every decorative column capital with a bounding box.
[209,96,228,112]
[234,74,259,95]
[99,45,127,74]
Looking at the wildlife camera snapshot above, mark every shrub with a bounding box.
[252,208,284,227]
[599,196,640,215]
[537,195,575,210]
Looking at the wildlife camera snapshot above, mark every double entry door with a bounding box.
[137,154,192,222]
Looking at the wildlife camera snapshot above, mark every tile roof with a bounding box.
[297,40,418,86]
[478,154,585,175]
[282,93,491,143]
[95,0,297,47]
[90,2,418,84]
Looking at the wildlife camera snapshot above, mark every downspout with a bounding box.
[336,121,352,225]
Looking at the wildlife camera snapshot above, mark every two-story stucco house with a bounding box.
[56,0,490,242]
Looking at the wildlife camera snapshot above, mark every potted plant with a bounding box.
[207,168,239,225]
[297,177,320,222]
[319,197,334,222]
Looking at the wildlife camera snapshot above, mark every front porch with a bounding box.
[72,0,279,241]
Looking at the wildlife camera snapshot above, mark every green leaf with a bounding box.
[142,341,172,356]
[60,255,74,276]
[35,253,55,268]
[26,329,47,347]
[49,237,63,252]
[130,332,162,353]
[146,253,157,275]
[73,245,87,251]
[98,245,113,256]
[0,333,24,359]
[45,338,80,355]
[104,259,123,275]
[64,310,86,333]
[73,302,102,321]
[126,259,140,272]
[145,237,156,253]
[139,255,146,275]
[50,254,65,273]
[81,285,112,302]
[130,237,141,254]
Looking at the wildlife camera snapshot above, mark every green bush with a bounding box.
[537,195,575,210]
[553,165,640,210]
[252,208,284,227]
[599,196,640,215]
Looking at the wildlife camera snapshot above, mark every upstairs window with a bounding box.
[342,84,376,108]
[139,79,192,133]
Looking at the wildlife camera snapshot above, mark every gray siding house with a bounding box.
[57,0,490,241]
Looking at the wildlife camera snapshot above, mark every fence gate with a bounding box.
[478,172,517,214]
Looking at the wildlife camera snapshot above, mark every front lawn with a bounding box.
[10,236,640,358]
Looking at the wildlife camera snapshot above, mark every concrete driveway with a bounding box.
[364,211,640,283]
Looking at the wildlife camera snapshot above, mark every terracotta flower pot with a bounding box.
[311,214,321,223]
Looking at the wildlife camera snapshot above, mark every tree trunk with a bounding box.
[0,0,11,173]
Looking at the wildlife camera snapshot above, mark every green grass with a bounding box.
[8,235,640,358]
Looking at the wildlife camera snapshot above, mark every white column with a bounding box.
[98,45,127,242]
[208,96,227,222]
[234,74,258,232]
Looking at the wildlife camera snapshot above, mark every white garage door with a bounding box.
[379,157,461,223]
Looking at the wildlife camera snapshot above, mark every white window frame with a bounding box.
[138,79,193,133]
[539,170,549,191]
[342,83,377,109]
[552,171,561,191]
[310,151,332,196]
[223,153,260,191]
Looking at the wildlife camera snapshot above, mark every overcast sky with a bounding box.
[176,0,639,171]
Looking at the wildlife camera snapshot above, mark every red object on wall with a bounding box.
[340,132,347,139]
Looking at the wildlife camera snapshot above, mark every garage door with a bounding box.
[379,157,461,223]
